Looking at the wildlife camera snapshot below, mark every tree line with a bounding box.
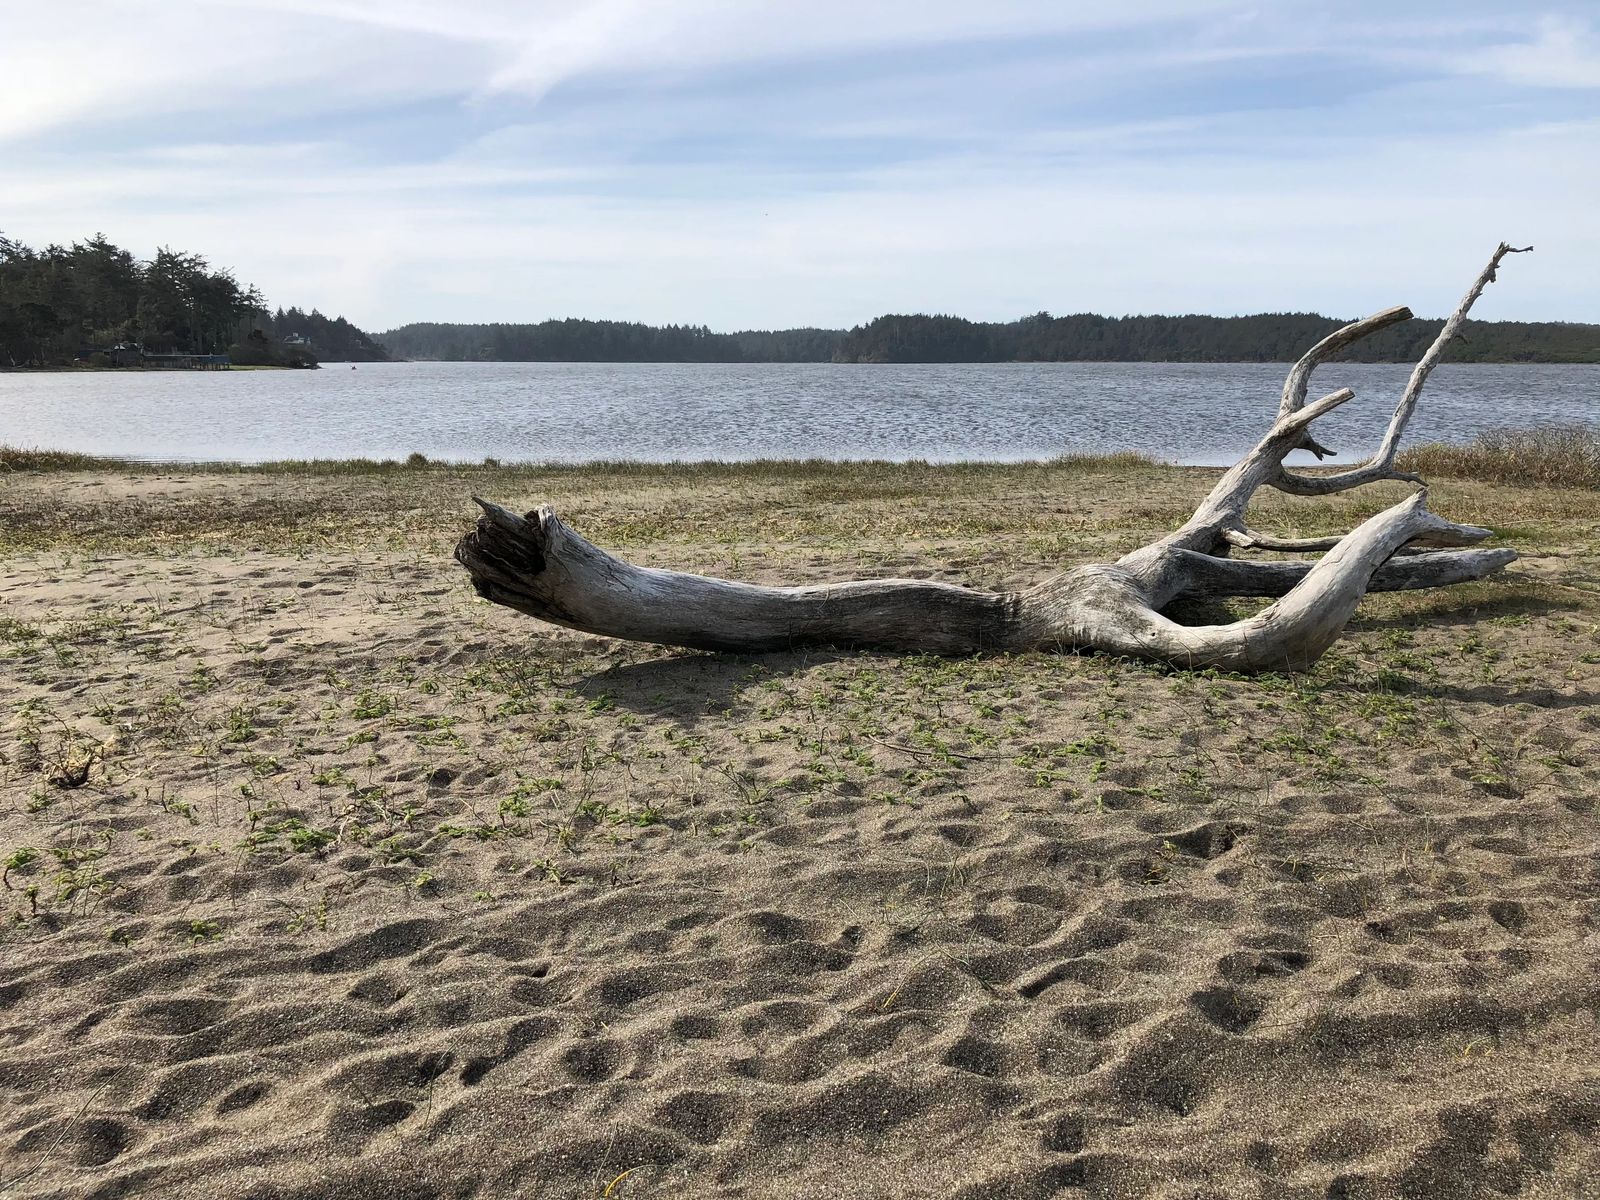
[383,319,852,364]
[832,311,1600,364]
[381,311,1600,364]
[0,232,389,367]
[10,231,1587,368]
[381,319,742,363]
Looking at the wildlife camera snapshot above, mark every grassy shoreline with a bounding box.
[3,443,1597,560]
[6,421,1595,487]
[0,444,1161,475]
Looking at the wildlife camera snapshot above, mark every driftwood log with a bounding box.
[456,244,1528,673]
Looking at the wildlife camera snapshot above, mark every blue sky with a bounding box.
[2,1,1596,329]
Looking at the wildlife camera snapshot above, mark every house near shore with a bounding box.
[82,342,231,369]
[140,351,232,369]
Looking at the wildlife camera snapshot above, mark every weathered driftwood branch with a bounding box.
[456,245,1527,673]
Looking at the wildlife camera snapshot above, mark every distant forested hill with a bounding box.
[378,319,834,363]
[266,307,389,362]
[381,312,1599,364]
[730,327,848,363]
[831,311,1600,364]
[0,232,388,367]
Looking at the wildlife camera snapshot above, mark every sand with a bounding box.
[1,461,1597,1199]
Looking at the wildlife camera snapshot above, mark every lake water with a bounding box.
[0,361,1594,467]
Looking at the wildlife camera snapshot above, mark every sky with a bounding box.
[1,1,1596,331]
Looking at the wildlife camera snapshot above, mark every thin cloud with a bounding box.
[1455,15,1600,88]
[1,2,1592,328]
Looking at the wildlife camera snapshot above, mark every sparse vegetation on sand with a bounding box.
[1,452,1597,1197]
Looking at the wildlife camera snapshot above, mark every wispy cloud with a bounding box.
[1452,14,1600,88]
[2,2,1594,327]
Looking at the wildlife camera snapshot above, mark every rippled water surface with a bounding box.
[1,361,1594,465]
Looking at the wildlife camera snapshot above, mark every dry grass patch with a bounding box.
[1400,424,1600,489]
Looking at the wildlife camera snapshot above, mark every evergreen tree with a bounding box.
[0,231,388,366]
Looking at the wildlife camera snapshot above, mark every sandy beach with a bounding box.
[2,458,1597,1198]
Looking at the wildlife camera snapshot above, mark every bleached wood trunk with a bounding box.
[456,245,1528,673]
